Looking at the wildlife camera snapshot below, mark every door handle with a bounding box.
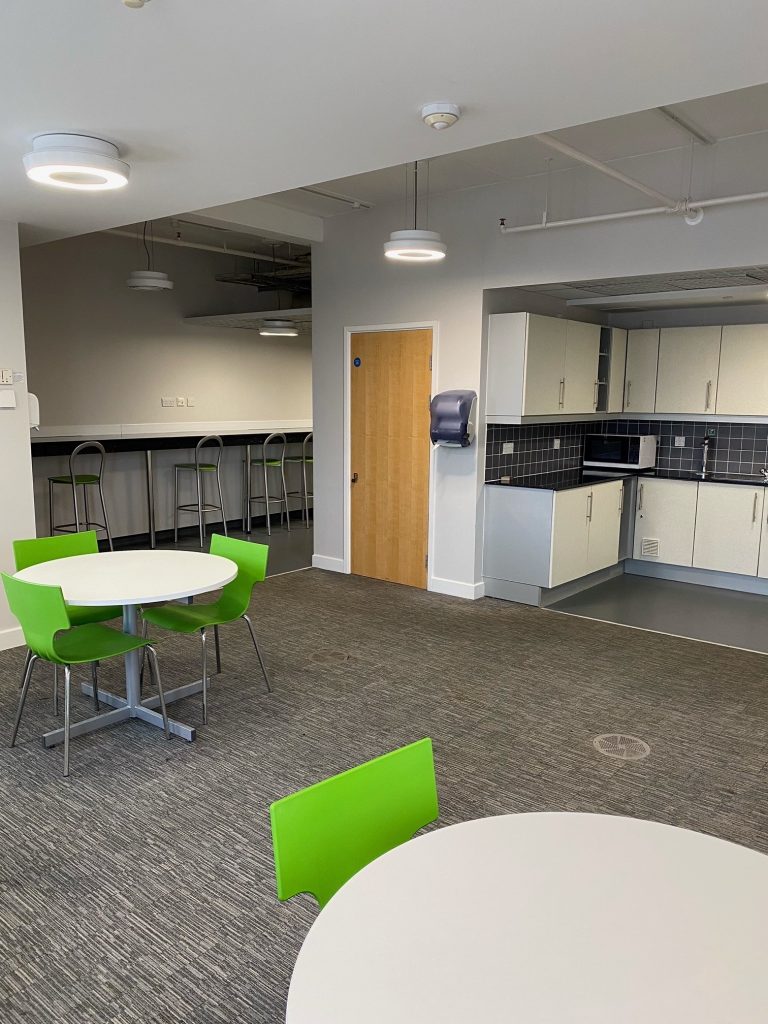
[705,379,712,411]
[351,472,358,484]
[618,487,624,514]
[558,378,565,409]
[593,380,599,410]
[753,492,759,523]
[625,380,631,408]
[638,482,643,511]
[586,492,593,522]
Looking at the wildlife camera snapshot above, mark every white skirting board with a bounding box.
[311,554,348,573]
[429,576,485,600]
[0,625,24,652]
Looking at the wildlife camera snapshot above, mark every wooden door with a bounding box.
[624,329,659,412]
[522,314,567,415]
[350,329,432,588]
[655,327,722,414]
[716,325,768,415]
[586,480,623,574]
[633,478,698,566]
[693,482,763,576]
[563,321,600,413]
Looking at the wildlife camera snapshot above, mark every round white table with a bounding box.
[287,812,768,1024]
[15,549,236,745]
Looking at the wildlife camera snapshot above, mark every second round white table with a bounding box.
[287,812,768,1024]
[15,549,237,745]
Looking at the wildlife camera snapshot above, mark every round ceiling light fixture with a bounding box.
[683,205,704,226]
[384,229,447,261]
[421,102,461,131]
[123,0,150,7]
[126,270,173,291]
[259,319,299,337]
[23,134,129,191]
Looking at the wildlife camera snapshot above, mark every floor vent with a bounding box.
[640,537,660,558]
[593,734,651,761]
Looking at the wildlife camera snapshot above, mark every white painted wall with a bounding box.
[310,135,768,596]
[21,233,312,538]
[0,221,36,650]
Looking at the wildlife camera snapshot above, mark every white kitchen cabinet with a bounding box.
[562,321,601,414]
[586,479,624,573]
[693,483,764,576]
[524,314,567,415]
[757,503,768,579]
[633,478,698,567]
[716,325,768,416]
[605,328,627,414]
[550,487,591,587]
[655,326,722,414]
[623,329,659,413]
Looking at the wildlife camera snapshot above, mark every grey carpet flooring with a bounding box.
[2,568,768,1023]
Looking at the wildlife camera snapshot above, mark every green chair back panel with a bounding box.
[1,574,71,663]
[13,531,99,571]
[270,737,438,909]
[210,535,269,620]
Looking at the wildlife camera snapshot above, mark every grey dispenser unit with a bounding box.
[430,390,477,447]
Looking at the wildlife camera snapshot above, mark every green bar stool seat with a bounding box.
[173,435,228,548]
[270,737,439,908]
[141,534,271,724]
[2,574,169,778]
[48,441,114,550]
[243,432,290,536]
[285,431,313,529]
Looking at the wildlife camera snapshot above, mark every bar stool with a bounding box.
[285,432,314,528]
[48,441,114,550]
[174,435,228,548]
[243,432,290,536]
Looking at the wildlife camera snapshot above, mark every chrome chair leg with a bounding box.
[10,654,39,747]
[63,664,72,778]
[19,649,32,689]
[197,468,205,549]
[214,624,221,675]
[53,664,59,716]
[200,627,209,724]
[145,645,170,739]
[71,476,81,536]
[281,466,291,532]
[215,466,227,537]
[83,484,91,532]
[48,478,54,537]
[262,460,271,536]
[173,467,179,544]
[98,478,114,551]
[139,618,149,694]
[242,613,272,692]
[302,459,309,527]
[90,662,100,713]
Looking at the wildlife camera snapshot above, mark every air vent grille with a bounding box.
[641,537,660,558]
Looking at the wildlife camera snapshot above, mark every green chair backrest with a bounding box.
[270,737,439,909]
[1,573,71,663]
[210,534,269,620]
[13,531,99,571]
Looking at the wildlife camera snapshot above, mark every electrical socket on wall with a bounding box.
[553,438,560,450]
[161,396,174,408]
[186,396,196,408]
[674,436,686,447]
[502,441,514,455]
[176,396,185,407]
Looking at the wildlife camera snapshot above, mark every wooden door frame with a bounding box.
[343,321,439,586]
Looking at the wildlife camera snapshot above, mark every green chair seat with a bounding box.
[142,600,229,634]
[270,738,438,909]
[285,456,313,463]
[48,474,101,485]
[67,604,122,627]
[52,623,147,665]
[250,459,283,467]
[175,462,218,471]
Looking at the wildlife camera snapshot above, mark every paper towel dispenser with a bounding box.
[430,390,477,447]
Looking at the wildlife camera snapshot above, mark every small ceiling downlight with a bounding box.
[24,134,130,191]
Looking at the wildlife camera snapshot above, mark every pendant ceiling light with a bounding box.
[384,161,446,262]
[127,222,173,291]
[24,134,129,191]
[259,319,298,337]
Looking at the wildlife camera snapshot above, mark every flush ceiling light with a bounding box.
[123,0,150,6]
[384,161,447,262]
[421,102,461,131]
[24,134,129,191]
[127,270,173,291]
[260,319,298,336]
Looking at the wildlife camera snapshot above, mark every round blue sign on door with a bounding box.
[353,357,361,367]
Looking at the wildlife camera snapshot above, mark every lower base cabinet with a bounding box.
[551,481,623,586]
[693,483,764,576]
[633,478,698,567]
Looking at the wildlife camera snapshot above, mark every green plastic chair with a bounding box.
[270,738,439,909]
[141,534,270,724]
[2,574,169,778]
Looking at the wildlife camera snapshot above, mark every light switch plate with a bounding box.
[502,441,514,455]
[674,436,686,447]
[186,396,196,408]
[0,368,12,385]
[0,389,17,408]
[553,438,560,450]
[161,396,175,408]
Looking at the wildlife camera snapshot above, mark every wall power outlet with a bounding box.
[502,441,514,455]
[161,396,175,408]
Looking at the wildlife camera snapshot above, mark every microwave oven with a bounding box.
[583,434,657,470]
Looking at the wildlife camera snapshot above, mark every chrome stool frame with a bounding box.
[285,431,314,529]
[48,441,114,550]
[174,435,228,548]
[242,431,290,536]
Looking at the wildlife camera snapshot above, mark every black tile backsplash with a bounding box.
[485,419,768,482]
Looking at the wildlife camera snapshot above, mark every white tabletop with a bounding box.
[15,550,237,606]
[287,812,768,1024]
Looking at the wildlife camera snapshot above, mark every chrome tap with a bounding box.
[761,467,768,482]
[700,437,710,480]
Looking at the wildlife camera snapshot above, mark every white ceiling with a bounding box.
[269,85,768,216]
[5,0,768,245]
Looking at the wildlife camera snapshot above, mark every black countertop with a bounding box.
[487,466,768,492]
[644,469,768,487]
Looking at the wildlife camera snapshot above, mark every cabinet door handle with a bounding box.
[753,492,759,523]
[593,380,599,410]
[586,492,593,522]
[618,487,624,514]
[705,379,712,411]
[638,482,644,511]
[625,379,631,408]
[558,378,565,409]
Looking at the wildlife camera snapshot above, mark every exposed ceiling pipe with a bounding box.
[656,106,716,145]
[105,229,307,268]
[499,189,768,235]
[533,132,679,208]
[299,185,374,209]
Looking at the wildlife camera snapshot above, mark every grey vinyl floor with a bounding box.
[2,569,768,1023]
[549,573,768,655]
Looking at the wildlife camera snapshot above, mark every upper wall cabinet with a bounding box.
[716,325,768,416]
[655,326,722,415]
[486,313,600,419]
[623,329,659,413]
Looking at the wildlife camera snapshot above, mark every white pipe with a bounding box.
[499,189,768,234]
[534,132,678,207]
[105,229,306,268]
